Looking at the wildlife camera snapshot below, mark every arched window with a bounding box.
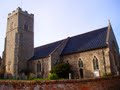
[93,56,99,70]
[37,61,42,73]
[78,59,83,68]
[23,22,29,30]
[78,59,84,78]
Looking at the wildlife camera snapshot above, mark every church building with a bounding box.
[3,7,120,79]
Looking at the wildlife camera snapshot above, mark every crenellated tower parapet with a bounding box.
[8,7,34,18]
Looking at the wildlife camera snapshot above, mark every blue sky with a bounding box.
[0,0,120,56]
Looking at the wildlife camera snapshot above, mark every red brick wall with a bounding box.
[0,76,120,90]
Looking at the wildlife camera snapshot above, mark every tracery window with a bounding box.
[78,59,83,68]
[93,56,99,70]
[37,61,42,73]
[78,58,84,78]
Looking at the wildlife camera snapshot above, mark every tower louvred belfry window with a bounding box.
[24,22,29,30]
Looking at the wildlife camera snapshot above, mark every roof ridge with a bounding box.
[34,26,108,49]
[61,26,108,55]
[31,26,108,60]
[69,26,108,39]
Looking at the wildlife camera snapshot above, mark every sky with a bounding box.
[0,0,120,56]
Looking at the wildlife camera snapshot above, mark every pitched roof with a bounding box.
[61,27,108,55]
[30,26,108,60]
[30,40,64,60]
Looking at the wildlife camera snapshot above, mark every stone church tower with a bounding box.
[3,7,34,77]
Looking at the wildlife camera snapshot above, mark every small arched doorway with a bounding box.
[78,59,84,78]
[79,68,83,78]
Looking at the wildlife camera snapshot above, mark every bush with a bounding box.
[32,78,48,80]
[50,63,72,79]
[28,73,36,80]
[48,73,59,80]
[102,73,112,78]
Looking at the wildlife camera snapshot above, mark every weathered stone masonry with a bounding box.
[3,7,34,76]
[2,7,120,79]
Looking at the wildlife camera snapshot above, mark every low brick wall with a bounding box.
[0,76,120,90]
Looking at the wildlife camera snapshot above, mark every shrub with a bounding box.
[102,72,112,78]
[28,73,36,80]
[48,73,59,80]
[32,78,48,80]
[50,63,72,79]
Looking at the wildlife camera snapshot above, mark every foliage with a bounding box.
[48,73,59,80]
[32,78,48,80]
[28,73,36,80]
[101,73,112,78]
[50,63,72,79]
